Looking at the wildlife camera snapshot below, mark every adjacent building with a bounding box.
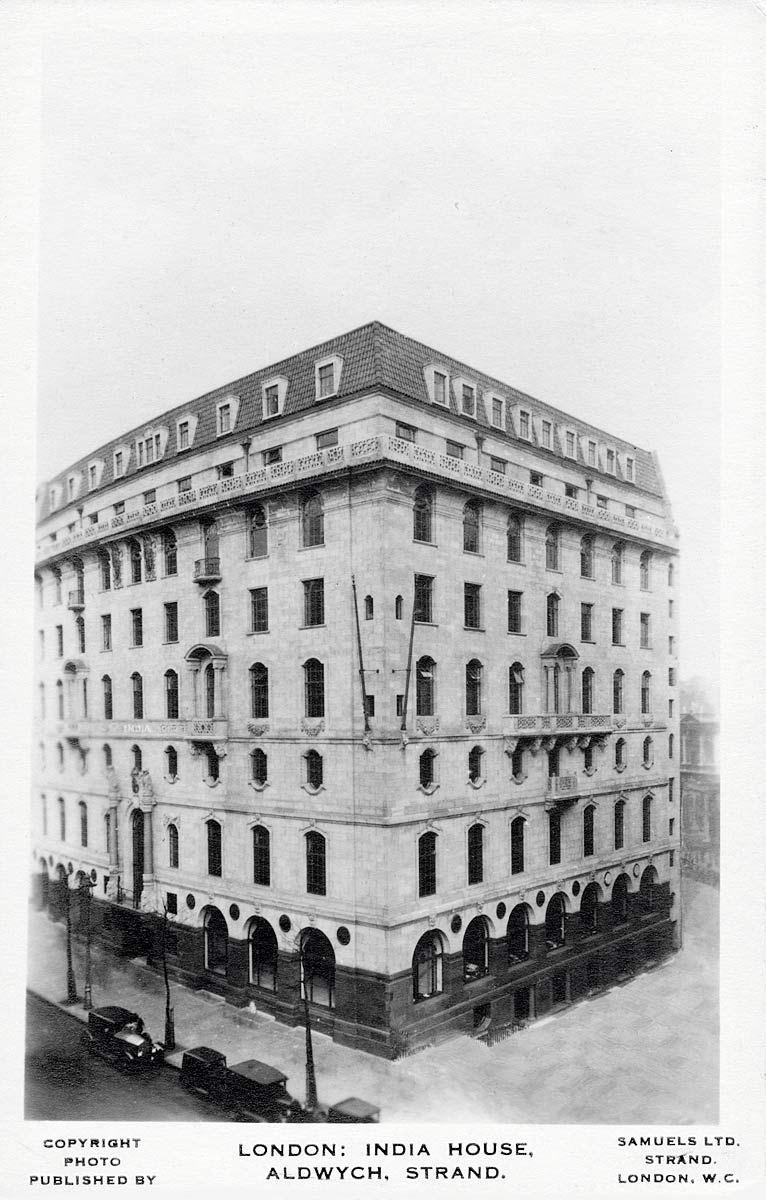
[680,711,719,886]
[32,321,681,1056]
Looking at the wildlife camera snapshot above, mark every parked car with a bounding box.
[179,1047,297,1122]
[180,1046,229,1098]
[82,1006,164,1072]
[327,1097,380,1123]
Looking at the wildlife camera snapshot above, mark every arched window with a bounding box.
[507,904,530,961]
[463,501,481,553]
[168,823,179,868]
[205,590,220,638]
[468,745,483,783]
[165,745,178,779]
[641,670,652,714]
[204,907,228,976]
[583,742,594,774]
[129,539,142,584]
[611,874,630,924]
[582,667,594,714]
[251,747,268,786]
[58,797,66,841]
[669,732,674,759]
[614,737,626,770]
[467,823,484,884]
[580,882,600,934]
[545,524,560,571]
[463,916,489,980]
[413,931,443,999]
[614,798,625,849]
[583,804,595,857]
[507,512,523,562]
[163,529,177,576]
[413,485,433,543]
[639,550,652,591]
[248,505,268,558]
[204,663,216,718]
[419,748,436,789]
[302,490,324,547]
[102,675,113,720]
[207,819,222,876]
[75,616,85,654]
[303,658,325,718]
[301,928,335,1007]
[39,683,45,719]
[580,535,594,578]
[203,744,219,782]
[546,593,559,638]
[248,917,277,990]
[364,595,374,620]
[56,679,64,719]
[103,743,112,769]
[612,669,624,715]
[202,519,219,562]
[668,561,674,587]
[639,865,658,913]
[611,541,624,584]
[53,567,62,604]
[545,893,567,948]
[511,816,525,874]
[165,670,179,720]
[415,655,435,716]
[509,662,524,715]
[131,672,143,719]
[252,825,270,886]
[305,831,326,895]
[465,659,483,715]
[643,737,653,768]
[642,794,652,842]
[418,831,437,896]
[306,749,323,789]
[131,743,142,771]
[395,595,403,620]
[79,801,88,848]
[249,663,269,719]
[104,812,111,856]
[98,552,111,590]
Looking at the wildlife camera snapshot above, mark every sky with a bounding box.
[32,0,727,692]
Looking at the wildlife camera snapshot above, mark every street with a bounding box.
[25,993,223,1122]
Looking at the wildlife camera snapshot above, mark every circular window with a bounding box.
[633,863,641,877]
[496,902,506,920]
[186,893,196,910]
[572,880,581,896]
[536,890,545,907]
[603,871,612,886]
[450,914,462,934]
[229,904,240,921]
[90,869,97,884]
[336,926,351,945]
[279,914,291,934]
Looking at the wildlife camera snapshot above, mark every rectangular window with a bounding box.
[114,501,125,516]
[612,608,623,645]
[143,489,156,505]
[101,614,112,651]
[565,483,578,499]
[207,823,222,877]
[316,427,339,449]
[625,457,635,482]
[164,602,178,643]
[303,578,324,627]
[89,465,98,489]
[217,462,234,479]
[263,446,282,465]
[178,421,190,450]
[587,440,596,466]
[640,612,651,648]
[464,583,482,629]
[178,476,192,494]
[365,694,375,718]
[606,448,616,473]
[434,371,447,405]
[56,625,64,657]
[669,667,676,686]
[491,398,503,427]
[250,587,269,632]
[131,608,143,647]
[581,602,593,641]
[668,599,674,618]
[265,384,280,417]
[519,411,530,440]
[668,698,674,718]
[549,811,561,866]
[596,494,608,510]
[394,422,415,443]
[461,384,476,416]
[166,892,178,915]
[218,403,231,434]
[625,504,636,518]
[445,440,463,459]
[668,635,675,655]
[489,455,506,474]
[541,419,552,449]
[318,363,335,398]
[114,451,124,477]
[396,694,404,717]
[89,513,98,525]
[565,431,576,457]
[507,590,522,634]
[413,574,433,623]
[530,470,543,487]
[669,777,675,803]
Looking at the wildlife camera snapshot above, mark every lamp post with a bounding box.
[64,877,78,1005]
[80,877,94,1010]
[301,951,318,1112]
[160,905,176,1051]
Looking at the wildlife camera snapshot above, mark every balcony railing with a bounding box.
[510,714,612,733]
[546,774,578,796]
[67,589,85,610]
[194,557,221,583]
[37,434,677,564]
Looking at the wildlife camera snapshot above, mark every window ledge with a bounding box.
[299,623,326,630]
[301,783,326,796]
[614,763,627,773]
[507,630,526,637]
[248,629,270,636]
[511,773,527,785]
[464,626,485,633]
[204,777,222,788]
[165,775,178,785]
[467,777,485,790]
[463,550,484,557]
[248,780,270,793]
[506,558,526,567]
[583,766,597,778]
[245,553,269,562]
[413,539,438,548]
[297,543,326,552]
[416,782,440,796]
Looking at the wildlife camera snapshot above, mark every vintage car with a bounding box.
[179,1046,230,1098]
[82,1006,164,1071]
[179,1047,296,1121]
[326,1097,381,1124]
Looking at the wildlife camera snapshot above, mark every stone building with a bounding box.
[32,321,681,1056]
[680,712,719,886]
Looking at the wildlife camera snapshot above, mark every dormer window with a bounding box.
[315,356,342,401]
[113,448,126,478]
[261,376,288,419]
[625,456,635,483]
[518,410,531,440]
[135,430,164,467]
[606,448,616,474]
[424,364,449,406]
[265,385,279,416]
[541,420,552,449]
[565,430,577,458]
[218,403,231,433]
[587,440,597,467]
[216,396,239,436]
[178,420,189,449]
[490,397,504,428]
[454,378,476,418]
[49,486,60,511]
[67,474,79,501]
[87,462,102,491]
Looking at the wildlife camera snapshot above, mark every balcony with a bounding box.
[194,557,221,584]
[509,714,612,733]
[67,589,85,611]
[546,773,579,801]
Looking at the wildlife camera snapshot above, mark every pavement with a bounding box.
[26,876,718,1124]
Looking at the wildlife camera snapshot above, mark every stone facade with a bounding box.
[31,321,681,1056]
[680,713,719,886]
